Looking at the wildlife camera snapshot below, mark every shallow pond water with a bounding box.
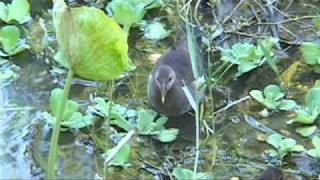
[1,0,320,179]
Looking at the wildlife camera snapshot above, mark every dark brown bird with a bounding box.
[147,38,205,117]
[257,167,284,180]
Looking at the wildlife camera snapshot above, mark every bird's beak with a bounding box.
[161,96,165,104]
[160,86,166,104]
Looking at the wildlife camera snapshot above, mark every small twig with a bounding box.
[221,0,244,25]
[256,15,317,25]
[279,25,298,38]
[213,96,251,116]
[194,0,202,26]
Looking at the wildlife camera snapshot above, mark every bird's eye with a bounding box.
[168,77,172,81]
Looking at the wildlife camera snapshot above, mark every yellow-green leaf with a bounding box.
[54,1,128,81]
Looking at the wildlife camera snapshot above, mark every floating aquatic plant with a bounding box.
[219,37,278,77]
[250,84,296,111]
[0,0,31,24]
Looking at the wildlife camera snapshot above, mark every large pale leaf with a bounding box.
[54,1,128,80]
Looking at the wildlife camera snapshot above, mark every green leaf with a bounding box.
[279,99,297,111]
[143,21,170,40]
[291,144,305,152]
[172,167,213,180]
[0,25,29,56]
[0,69,15,80]
[249,90,264,103]
[293,109,317,124]
[54,1,128,81]
[153,116,168,131]
[61,113,94,129]
[264,84,282,100]
[54,51,69,69]
[108,144,130,167]
[0,25,19,53]
[137,109,157,134]
[155,128,178,142]
[300,42,320,65]
[266,134,282,149]
[7,0,31,24]
[0,2,8,22]
[307,149,317,158]
[49,88,79,120]
[313,15,320,30]
[110,115,134,132]
[305,84,320,113]
[312,136,320,152]
[107,0,146,28]
[296,126,317,137]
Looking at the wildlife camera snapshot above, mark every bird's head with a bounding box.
[154,65,176,104]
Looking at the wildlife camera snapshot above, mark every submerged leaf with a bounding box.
[54,2,128,80]
[172,167,213,180]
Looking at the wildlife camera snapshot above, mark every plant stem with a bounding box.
[193,104,200,179]
[48,69,73,179]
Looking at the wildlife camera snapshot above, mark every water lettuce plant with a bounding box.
[265,133,304,160]
[300,42,320,73]
[0,0,31,24]
[172,167,213,180]
[290,80,320,124]
[48,0,129,178]
[91,98,178,142]
[250,84,296,111]
[107,0,163,32]
[220,37,278,77]
[43,88,94,129]
[0,25,30,56]
[307,136,320,159]
[136,109,178,142]
[91,97,135,132]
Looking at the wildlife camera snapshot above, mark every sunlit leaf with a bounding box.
[0,0,30,24]
[266,134,282,149]
[156,128,178,142]
[7,0,31,23]
[143,21,170,40]
[296,126,317,137]
[107,144,130,167]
